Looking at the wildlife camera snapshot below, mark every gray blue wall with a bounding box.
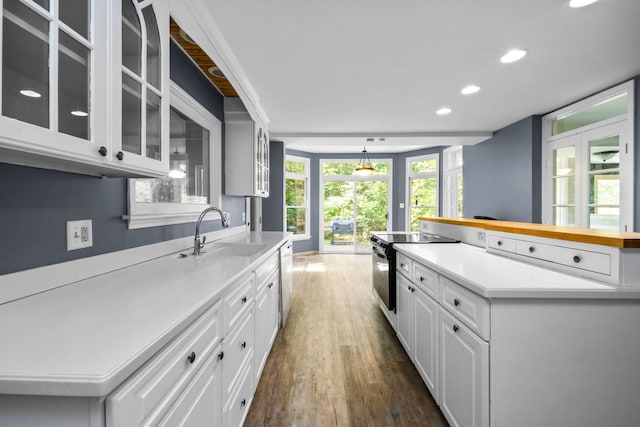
[262,141,284,231]
[0,41,245,275]
[634,77,640,231]
[463,116,542,222]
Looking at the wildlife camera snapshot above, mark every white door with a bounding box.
[413,288,439,401]
[439,308,489,427]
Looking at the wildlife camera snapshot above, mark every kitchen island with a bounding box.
[390,218,640,427]
[0,230,291,426]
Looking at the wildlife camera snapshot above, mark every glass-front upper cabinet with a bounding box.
[0,0,169,177]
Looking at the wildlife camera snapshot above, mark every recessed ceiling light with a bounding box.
[436,107,452,115]
[500,49,527,64]
[71,110,88,117]
[20,89,41,98]
[461,85,480,95]
[207,66,225,79]
[179,29,197,45]
[569,0,598,7]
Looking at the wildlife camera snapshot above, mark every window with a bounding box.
[542,81,634,231]
[406,154,439,231]
[127,82,221,229]
[443,146,463,218]
[285,155,310,238]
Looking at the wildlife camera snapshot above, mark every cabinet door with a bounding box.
[413,289,438,401]
[396,274,414,355]
[158,347,222,427]
[439,308,489,427]
[254,285,270,381]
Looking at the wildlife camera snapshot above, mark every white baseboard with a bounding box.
[0,225,247,305]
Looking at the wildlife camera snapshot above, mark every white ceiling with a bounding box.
[202,0,640,153]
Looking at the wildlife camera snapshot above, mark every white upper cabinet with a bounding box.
[0,0,169,177]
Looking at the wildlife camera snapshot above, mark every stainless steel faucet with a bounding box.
[193,207,231,255]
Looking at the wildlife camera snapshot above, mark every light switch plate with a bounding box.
[67,220,93,251]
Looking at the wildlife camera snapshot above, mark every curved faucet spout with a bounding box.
[193,206,230,255]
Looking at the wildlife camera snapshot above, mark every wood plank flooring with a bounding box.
[245,254,448,427]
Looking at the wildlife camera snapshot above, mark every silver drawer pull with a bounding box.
[419,276,425,282]
[241,341,247,350]
[453,324,459,332]
[241,296,247,304]
[573,255,581,263]
[186,351,196,364]
[453,298,460,306]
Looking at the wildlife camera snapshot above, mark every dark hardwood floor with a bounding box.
[245,254,448,427]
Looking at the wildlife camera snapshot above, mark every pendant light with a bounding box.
[354,146,374,176]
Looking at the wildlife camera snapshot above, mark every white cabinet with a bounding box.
[254,268,280,382]
[224,98,269,197]
[0,0,170,177]
[395,273,414,355]
[438,307,489,427]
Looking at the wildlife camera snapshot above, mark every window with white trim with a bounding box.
[542,81,634,231]
[443,146,463,218]
[126,82,221,229]
[406,153,439,231]
[284,155,310,238]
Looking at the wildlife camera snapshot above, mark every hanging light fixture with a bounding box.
[354,146,374,176]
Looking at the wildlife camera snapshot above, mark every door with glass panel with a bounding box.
[320,160,392,253]
[407,154,439,231]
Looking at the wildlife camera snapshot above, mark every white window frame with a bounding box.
[284,154,311,240]
[541,81,634,231]
[126,81,222,229]
[406,153,439,231]
[443,146,463,218]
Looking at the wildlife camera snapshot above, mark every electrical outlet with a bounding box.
[476,231,486,243]
[242,212,246,223]
[67,220,93,251]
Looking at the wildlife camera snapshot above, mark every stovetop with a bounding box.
[371,232,460,245]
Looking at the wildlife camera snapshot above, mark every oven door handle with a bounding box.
[372,247,387,259]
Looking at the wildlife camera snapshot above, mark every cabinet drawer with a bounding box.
[554,247,611,275]
[396,252,413,277]
[413,262,439,300]
[440,277,490,340]
[515,240,554,262]
[106,301,221,426]
[487,235,516,252]
[224,274,255,333]
[224,357,254,427]
[256,252,279,290]
[223,307,255,398]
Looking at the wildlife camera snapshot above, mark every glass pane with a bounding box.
[142,5,160,89]
[410,207,436,232]
[285,159,305,174]
[355,180,388,251]
[553,145,575,176]
[589,135,619,172]
[553,176,575,205]
[589,172,619,206]
[58,31,90,139]
[286,207,306,235]
[589,206,620,231]
[410,177,437,207]
[136,107,209,204]
[32,0,49,9]
[146,89,161,160]
[122,73,141,154]
[552,93,628,136]
[322,161,388,176]
[122,0,141,75]
[553,206,576,227]
[323,181,355,248]
[59,0,89,38]
[457,172,463,218]
[411,158,437,174]
[2,0,50,128]
[285,178,305,207]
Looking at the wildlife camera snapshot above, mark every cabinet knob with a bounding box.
[419,276,425,282]
[116,151,124,161]
[218,351,224,360]
[453,298,460,306]
[529,246,535,253]
[268,282,274,288]
[241,296,247,304]
[497,240,503,246]
[573,255,581,263]
[241,398,247,408]
[241,341,247,350]
[98,146,107,157]
[187,351,196,364]
[400,263,405,268]
[453,324,459,332]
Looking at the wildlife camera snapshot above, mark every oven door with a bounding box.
[372,243,395,311]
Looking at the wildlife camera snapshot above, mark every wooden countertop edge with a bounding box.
[421,217,640,249]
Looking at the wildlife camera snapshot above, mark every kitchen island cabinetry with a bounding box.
[254,253,281,382]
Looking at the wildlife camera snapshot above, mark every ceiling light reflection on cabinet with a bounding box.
[436,107,452,115]
[461,85,480,95]
[500,49,527,63]
[570,0,598,7]
[71,110,88,117]
[20,89,41,98]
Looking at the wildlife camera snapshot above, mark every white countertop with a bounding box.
[0,231,290,397]
[394,243,640,299]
